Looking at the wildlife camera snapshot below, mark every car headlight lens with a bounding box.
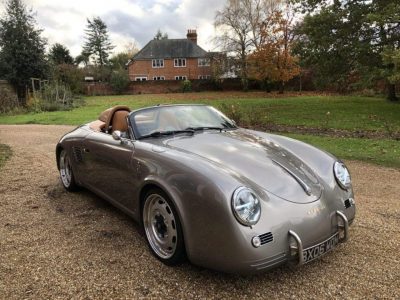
[232,187,261,226]
[334,162,351,190]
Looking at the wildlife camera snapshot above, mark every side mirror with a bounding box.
[112,130,122,141]
[231,119,237,126]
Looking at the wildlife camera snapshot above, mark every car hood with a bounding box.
[160,129,323,204]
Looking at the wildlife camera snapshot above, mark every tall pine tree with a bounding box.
[0,0,48,103]
[83,17,114,67]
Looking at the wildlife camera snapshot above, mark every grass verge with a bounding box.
[0,144,12,169]
[285,133,400,168]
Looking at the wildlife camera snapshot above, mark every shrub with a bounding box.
[52,64,85,95]
[110,69,130,94]
[0,85,20,113]
[32,81,83,112]
[182,79,192,93]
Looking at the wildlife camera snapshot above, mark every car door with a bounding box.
[82,131,138,211]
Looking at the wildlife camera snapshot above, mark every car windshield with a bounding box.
[129,105,237,139]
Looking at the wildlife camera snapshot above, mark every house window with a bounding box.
[198,58,210,67]
[152,59,164,68]
[174,58,186,67]
[135,76,147,81]
[153,76,165,80]
[175,76,187,80]
[198,75,211,80]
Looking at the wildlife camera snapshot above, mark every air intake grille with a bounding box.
[258,232,273,245]
[72,147,83,163]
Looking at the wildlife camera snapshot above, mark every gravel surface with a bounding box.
[0,124,399,299]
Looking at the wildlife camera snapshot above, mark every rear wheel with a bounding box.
[59,149,78,191]
[142,189,185,265]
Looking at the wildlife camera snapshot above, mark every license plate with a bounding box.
[303,233,339,263]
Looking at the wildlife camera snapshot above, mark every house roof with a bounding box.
[132,39,208,60]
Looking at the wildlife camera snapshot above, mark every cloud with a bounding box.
[0,0,225,57]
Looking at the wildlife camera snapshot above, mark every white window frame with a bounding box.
[135,76,147,81]
[198,75,211,80]
[175,76,187,80]
[174,58,186,67]
[153,76,165,80]
[152,59,164,68]
[198,58,210,67]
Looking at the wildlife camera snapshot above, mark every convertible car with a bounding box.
[56,104,355,274]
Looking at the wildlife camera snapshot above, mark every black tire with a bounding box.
[59,149,78,192]
[142,188,185,265]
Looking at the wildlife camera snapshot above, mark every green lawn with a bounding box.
[286,134,400,168]
[0,93,399,132]
[0,92,399,168]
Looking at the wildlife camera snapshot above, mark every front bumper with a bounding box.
[187,195,355,275]
[288,210,349,265]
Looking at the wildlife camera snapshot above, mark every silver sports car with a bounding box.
[56,104,355,274]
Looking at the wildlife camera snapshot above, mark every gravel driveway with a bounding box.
[0,125,399,299]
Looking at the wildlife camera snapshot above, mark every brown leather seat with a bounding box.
[98,105,131,133]
[111,110,129,133]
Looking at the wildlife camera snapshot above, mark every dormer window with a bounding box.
[174,58,186,67]
[152,59,164,68]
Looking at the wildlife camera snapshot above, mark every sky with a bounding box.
[0,0,226,57]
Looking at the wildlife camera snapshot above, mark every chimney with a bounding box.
[187,29,197,44]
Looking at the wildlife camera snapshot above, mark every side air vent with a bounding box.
[344,199,351,209]
[72,147,83,163]
[258,232,273,245]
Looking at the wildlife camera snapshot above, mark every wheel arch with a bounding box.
[56,144,63,170]
[139,181,188,261]
[138,181,183,226]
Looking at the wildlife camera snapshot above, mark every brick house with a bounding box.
[127,30,212,81]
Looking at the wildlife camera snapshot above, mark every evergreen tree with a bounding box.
[83,17,114,66]
[153,29,168,40]
[48,43,74,65]
[75,50,91,66]
[0,0,48,103]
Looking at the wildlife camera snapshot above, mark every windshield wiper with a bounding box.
[185,126,223,132]
[139,129,194,139]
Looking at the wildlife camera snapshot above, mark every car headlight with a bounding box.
[231,187,261,226]
[333,161,351,190]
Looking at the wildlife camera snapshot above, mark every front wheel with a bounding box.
[59,149,78,191]
[142,189,185,265]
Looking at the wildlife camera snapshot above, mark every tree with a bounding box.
[110,69,130,94]
[83,17,114,66]
[109,52,130,70]
[293,0,400,100]
[48,43,74,65]
[215,0,282,90]
[153,29,168,40]
[249,4,300,93]
[0,0,48,103]
[368,0,400,101]
[75,50,91,66]
[124,42,139,57]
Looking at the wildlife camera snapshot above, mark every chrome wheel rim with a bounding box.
[143,194,178,259]
[60,150,72,188]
